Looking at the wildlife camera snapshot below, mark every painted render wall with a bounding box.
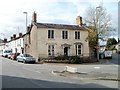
[35,27,89,59]
[25,25,39,60]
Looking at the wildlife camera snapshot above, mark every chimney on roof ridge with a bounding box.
[32,11,37,23]
[19,33,22,37]
[27,26,30,33]
[76,16,83,26]
[10,36,13,40]
[13,34,16,39]
[3,38,7,43]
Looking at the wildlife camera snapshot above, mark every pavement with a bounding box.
[51,63,119,80]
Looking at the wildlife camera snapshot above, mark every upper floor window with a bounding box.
[48,30,54,39]
[75,31,80,39]
[62,31,68,39]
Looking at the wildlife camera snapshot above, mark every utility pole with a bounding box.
[96,6,101,61]
[23,12,28,32]
[23,12,28,53]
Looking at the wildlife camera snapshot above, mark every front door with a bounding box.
[64,47,68,56]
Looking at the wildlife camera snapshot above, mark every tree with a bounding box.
[85,3,111,48]
[106,38,118,50]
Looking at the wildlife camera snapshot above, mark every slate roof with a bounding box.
[35,23,86,30]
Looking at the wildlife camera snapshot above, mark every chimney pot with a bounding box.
[27,26,30,32]
[10,36,13,40]
[76,16,83,26]
[32,11,37,23]
[19,33,22,37]
[13,34,16,39]
[4,38,7,43]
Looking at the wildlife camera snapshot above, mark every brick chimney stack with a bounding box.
[19,33,22,37]
[13,34,16,39]
[3,38,7,43]
[27,26,30,33]
[76,16,83,26]
[32,11,37,23]
[10,36,13,40]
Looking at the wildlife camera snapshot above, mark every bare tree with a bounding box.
[85,4,111,47]
[85,3,111,60]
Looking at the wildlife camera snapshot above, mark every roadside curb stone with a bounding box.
[51,70,118,81]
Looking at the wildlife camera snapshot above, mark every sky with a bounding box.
[119,1,120,40]
[0,0,119,41]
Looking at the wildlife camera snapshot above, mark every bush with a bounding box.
[68,56,82,64]
[82,57,98,63]
[44,55,98,64]
[54,55,68,60]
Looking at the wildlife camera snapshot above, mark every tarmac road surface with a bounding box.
[1,56,119,89]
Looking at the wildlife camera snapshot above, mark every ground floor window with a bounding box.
[76,44,82,55]
[48,45,54,56]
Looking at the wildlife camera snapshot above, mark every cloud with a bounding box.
[0,0,118,40]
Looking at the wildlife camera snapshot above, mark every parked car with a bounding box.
[99,50,112,59]
[11,53,20,60]
[2,49,12,58]
[8,53,13,59]
[17,54,36,63]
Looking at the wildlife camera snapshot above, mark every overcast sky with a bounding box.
[0,0,119,40]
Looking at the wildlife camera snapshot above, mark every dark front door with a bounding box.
[64,47,68,56]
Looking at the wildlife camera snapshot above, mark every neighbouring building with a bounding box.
[0,33,24,56]
[24,12,90,61]
[7,33,24,54]
[0,39,4,55]
[0,39,9,55]
[0,39,3,43]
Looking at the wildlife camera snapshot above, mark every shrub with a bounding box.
[54,55,68,60]
[68,56,82,64]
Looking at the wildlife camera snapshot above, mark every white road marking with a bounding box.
[94,67,101,69]
[35,71,41,73]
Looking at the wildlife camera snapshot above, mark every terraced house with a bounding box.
[24,12,89,61]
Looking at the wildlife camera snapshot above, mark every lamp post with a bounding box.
[23,12,28,32]
[96,6,101,61]
[23,12,28,53]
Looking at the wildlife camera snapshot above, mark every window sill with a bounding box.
[62,39,69,40]
[75,39,81,40]
[48,38,55,40]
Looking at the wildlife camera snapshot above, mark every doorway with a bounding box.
[64,47,68,56]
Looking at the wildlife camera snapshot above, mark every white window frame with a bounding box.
[75,31,80,39]
[48,45,54,56]
[76,44,82,55]
[62,31,68,39]
[48,30,54,39]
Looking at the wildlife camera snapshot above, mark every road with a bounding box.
[108,53,120,65]
[0,56,119,89]
[99,53,120,65]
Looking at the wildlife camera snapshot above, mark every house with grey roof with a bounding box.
[24,12,89,61]
[0,39,3,43]
[0,39,5,56]
[7,33,24,54]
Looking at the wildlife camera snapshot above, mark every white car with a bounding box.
[100,50,112,59]
[2,49,12,58]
